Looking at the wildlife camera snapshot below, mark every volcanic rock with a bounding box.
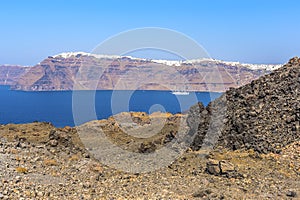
[0,116,299,199]
[191,57,300,153]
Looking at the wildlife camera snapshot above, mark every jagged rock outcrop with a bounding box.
[191,57,300,153]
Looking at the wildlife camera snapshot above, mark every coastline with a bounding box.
[0,57,299,198]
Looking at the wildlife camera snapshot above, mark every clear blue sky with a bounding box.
[1,0,300,65]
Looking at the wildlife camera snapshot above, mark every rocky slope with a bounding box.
[9,52,281,92]
[191,57,300,154]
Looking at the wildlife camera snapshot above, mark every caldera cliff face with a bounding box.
[8,52,281,92]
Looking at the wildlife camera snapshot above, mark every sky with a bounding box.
[0,0,300,65]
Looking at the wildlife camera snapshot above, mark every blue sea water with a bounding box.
[0,85,222,127]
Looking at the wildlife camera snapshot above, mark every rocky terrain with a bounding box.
[191,57,300,154]
[7,52,281,92]
[0,57,299,199]
[0,118,299,199]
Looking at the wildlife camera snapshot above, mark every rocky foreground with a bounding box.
[0,120,299,200]
[0,58,299,199]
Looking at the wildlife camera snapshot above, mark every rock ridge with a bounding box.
[190,57,300,153]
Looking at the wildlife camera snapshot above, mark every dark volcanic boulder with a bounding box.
[191,57,300,153]
[189,95,228,151]
[186,102,208,149]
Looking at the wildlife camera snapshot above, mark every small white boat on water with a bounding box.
[172,91,190,95]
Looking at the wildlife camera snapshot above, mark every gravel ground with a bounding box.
[0,122,299,199]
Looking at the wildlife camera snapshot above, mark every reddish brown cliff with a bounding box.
[7,52,282,92]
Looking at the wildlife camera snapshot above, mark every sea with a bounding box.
[0,85,222,127]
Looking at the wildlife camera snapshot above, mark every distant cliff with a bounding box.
[0,65,30,86]
[6,52,282,92]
